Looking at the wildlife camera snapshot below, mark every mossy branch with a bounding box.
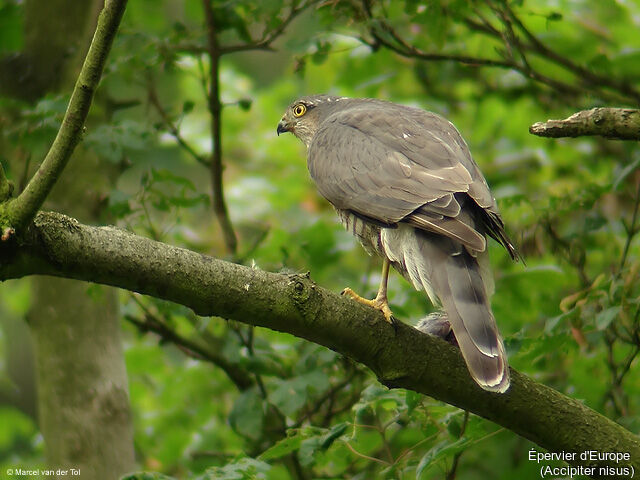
[3,0,128,232]
[530,108,640,140]
[1,211,638,477]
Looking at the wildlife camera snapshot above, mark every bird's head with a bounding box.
[277,94,346,147]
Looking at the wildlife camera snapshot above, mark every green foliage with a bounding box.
[1,0,640,478]
[199,457,271,480]
[122,473,177,480]
[0,2,22,54]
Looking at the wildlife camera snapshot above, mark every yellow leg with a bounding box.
[342,258,395,324]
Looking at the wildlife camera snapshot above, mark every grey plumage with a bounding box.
[277,95,517,393]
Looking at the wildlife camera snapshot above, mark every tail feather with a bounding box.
[430,244,510,392]
[381,226,510,392]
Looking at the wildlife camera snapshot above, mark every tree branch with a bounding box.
[2,211,639,476]
[147,81,211,168]
[123,307,254,391]
[173,1,318,57]
[529,108,640,140]
[202,0,238,256]
[2,0,128,232]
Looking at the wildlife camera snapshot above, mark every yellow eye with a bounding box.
[293,104,306,117]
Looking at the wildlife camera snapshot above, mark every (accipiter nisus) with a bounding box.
[277,95,519,393]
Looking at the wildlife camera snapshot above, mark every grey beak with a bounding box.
[277,120,290,136]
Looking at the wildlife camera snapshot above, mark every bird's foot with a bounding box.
[341,287,396,325]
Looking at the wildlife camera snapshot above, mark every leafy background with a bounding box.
[1,0,639,478]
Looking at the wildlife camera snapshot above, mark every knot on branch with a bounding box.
[287,272,322,320]
[288,272,314,303]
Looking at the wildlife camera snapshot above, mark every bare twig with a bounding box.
[359,1,639,104]
[620,180,640,270]
[174,1,318,57]
[445,411,469,480]
[500,2,640,104]
[530,108,640,140]
[147,81,210,168]
[359,10,586,100]
[4,0,128,231]
[343,441,390,466]
[125,295,254,391]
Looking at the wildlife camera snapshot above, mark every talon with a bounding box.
[390,315,399,333]
[341,286,396,324]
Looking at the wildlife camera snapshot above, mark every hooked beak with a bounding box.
[277,119,291,136]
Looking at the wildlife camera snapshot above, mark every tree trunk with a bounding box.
[0,0,136,477]
[29,278,134,478]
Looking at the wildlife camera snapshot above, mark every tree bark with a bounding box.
[29,277,134,478]
[0,1,135,478]
[530,108,640,140]
[1,211,638,478]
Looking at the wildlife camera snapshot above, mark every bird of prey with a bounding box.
[277,95,519,393]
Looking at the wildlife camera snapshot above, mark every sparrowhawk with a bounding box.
[277,95,518,393]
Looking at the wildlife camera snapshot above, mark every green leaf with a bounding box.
[258,427,323,461]
[108,190,133,218]
[405,390,422,414]
[595,306,620,330]
[238,98,252,111]
[269,371,330,417]
[320,422,348,450]
[545,310,573,335]
[201,457,271,480]
[229,388,264,440]
[121,474,177,480]
[259,435,306,461]
[298,435,325,467]
[547,11,563,21]
[182,100,194,114]
[150,168,196,190]
[311,41,331,65]
[416,437,470,477]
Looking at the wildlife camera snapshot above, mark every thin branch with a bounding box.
[362,2,637,104]
[3,0,128,231]
[362,23,514,69]
[202,0,238,256]
[173,1,318,57]
[294,371,359,428]
[530,108,640,140]
[220,1,311,55]
[620,180,640,270]
[125,296,254,391]
[3,210,640,474]
[445,411,469,480]
[147,81,210,168]
[343,441,390,466]
[501,2,640,104]
[359,11,586,99]
[617,346,640,385]
[0,161,12,202]
[18,151,31,194]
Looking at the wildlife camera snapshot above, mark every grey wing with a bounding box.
[307,105,511,255]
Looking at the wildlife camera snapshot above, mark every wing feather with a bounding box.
[308,102,510,253]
